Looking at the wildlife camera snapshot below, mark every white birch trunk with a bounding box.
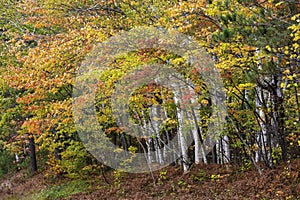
[255,48,270,164]
[162,107,169,162]
[178,108,189,171]
[216,139,221,164]
[173,93,189,171]
[15,153,20,163]
[150,106,163,164]
[223,135,230,164]
[140,110,153,163]
[189,106,207,164]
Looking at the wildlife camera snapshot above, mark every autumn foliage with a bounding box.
[0,0,299,179]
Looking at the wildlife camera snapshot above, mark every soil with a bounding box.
[1,159,300,200]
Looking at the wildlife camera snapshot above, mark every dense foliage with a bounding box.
[0,0,299,177]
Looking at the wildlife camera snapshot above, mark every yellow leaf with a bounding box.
[293,43,299,50]
[201,99,209,105]
[283,69,290,74]
[265,45,271,52]
[275,1,284,7]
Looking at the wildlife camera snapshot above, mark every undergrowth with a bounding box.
[25,179,92,200]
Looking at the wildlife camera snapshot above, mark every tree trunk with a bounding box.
[223,135,230,164]
[190,106,207,164]
[149,106,163,164]
[272,70,287,161]
[29,136,37,173]
[175,97,190,171]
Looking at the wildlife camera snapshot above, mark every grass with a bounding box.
[23,179,92,200]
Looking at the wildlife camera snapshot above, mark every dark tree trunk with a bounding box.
[275,96,287,161]
[273,73,287,161]
[212,145,217,164]
[54,148,61,161]
[29,136,37,173]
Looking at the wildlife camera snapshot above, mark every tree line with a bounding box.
[0,0,299,177]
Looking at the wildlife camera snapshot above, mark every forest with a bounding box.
[0,0,299,199]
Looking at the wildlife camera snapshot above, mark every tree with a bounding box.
[166,0,299,167]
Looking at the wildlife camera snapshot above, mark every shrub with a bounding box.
[0,149,15,178]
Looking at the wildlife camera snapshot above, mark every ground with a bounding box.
[1,159,299,200]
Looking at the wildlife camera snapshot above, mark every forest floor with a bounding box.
[1,159,300,200]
